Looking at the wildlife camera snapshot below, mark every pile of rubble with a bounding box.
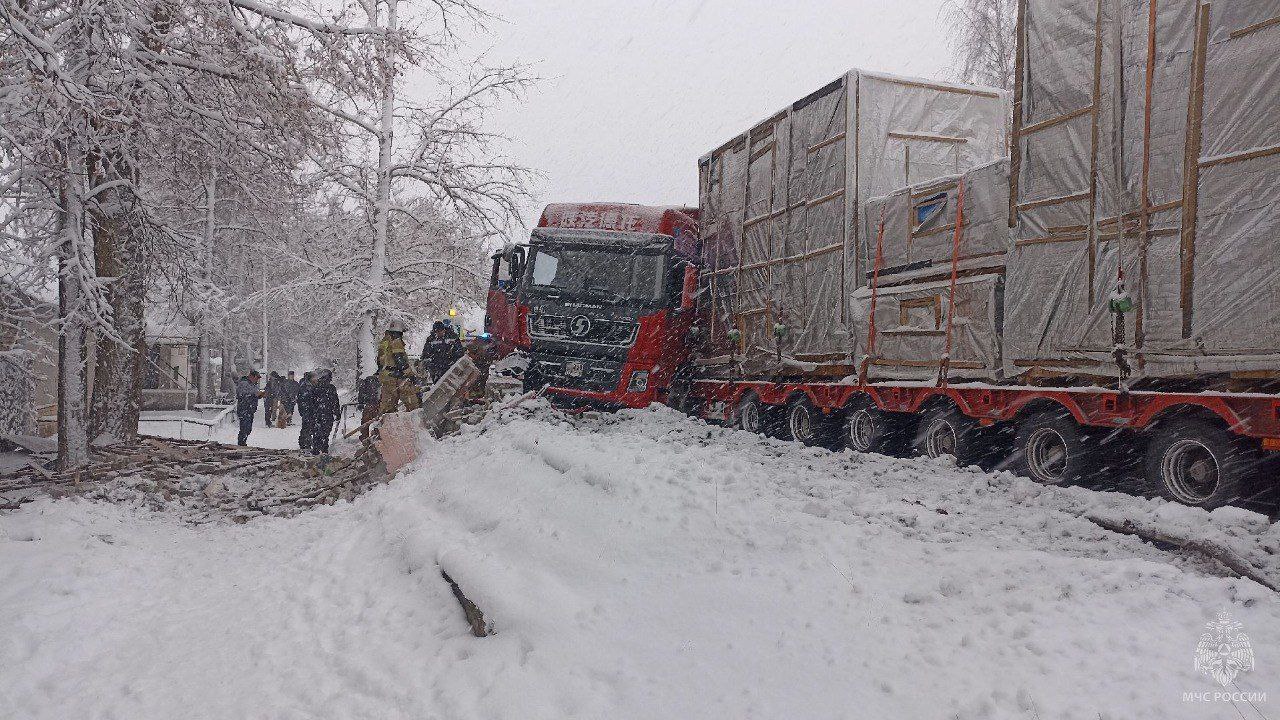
[0,436,387,524]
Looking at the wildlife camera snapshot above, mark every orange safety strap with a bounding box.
[940,179,966,386]
[859,205,888,386]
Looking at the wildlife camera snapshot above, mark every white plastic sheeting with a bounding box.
[1006,0,1280,380]
[854,161,1010,381]
[697,70,1006,375]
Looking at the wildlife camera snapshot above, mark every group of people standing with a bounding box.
[372,319,468,414]
[232,318,494,453]
[261,371,300,427]
[234,367,340,453]
[359,319,494,428]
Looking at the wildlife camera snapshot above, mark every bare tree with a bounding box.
[236,0,533,371]
[2,0,531,467]
[1,0,323,463]
[944,0,1017,92]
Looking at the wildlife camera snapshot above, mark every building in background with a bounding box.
[0,280,58,437]
[143,306,199,411]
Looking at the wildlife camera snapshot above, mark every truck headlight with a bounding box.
[627,371,649,392]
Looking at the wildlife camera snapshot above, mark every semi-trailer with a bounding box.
[682,4,1280,509]
[490,3,1280,510]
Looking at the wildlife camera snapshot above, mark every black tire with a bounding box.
[843,404,911,456]
[734,393,766,435]
[1012,410,1099,486]
[787,396,836,447]
[1144,419,1259,509]
[913,405,994,468]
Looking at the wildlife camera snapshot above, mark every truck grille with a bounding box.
[529,313,639,347]
[529,354,623,393]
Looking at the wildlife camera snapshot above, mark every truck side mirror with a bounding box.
[507,248,526,289]
[681,263,698,311]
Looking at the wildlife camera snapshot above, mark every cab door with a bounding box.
[485,248,525,357]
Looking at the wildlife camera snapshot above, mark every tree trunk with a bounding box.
[362,0,398,372]
[87,180,145,443]
[197,165,217,402]
[57,141,92,470]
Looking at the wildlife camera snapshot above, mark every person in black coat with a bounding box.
[421,320,464,384]
[235,370,264,446]
[277,371,300,426]
[297,371,315,451]
[308,369,341,455]
[263,372,281,426]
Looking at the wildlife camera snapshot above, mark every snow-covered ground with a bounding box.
[137,403,360,450]
[2,404,1277,719]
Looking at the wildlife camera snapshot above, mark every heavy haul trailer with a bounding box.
[498,203,702,409]
[685,9,1280,510]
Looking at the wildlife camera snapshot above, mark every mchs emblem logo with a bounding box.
[1195,611,1255,687]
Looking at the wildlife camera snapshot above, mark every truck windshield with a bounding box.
[526,245,665,303]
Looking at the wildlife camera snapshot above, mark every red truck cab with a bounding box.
[486,202,700,409]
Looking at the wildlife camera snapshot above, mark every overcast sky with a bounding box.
[475,0,957,236]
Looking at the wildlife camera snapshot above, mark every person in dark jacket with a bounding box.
[308,368,341,455]
[264,372,281,426]
[356,373,380,441]
[235,370,264,446]
[277,371,300,427]
[297,371,315,451]
[421,320,464,384]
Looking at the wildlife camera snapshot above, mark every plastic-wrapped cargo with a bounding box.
[1006,0,1280,383]
[853,160,1010,381]
[697,69,1007,376]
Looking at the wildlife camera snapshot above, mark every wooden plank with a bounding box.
[806,132,846,154]
[872,75,1003,100]
[743,207,785,229]
[1229,14,1280,40]
[749,140,776,163]
[1180,2,1210,339]
[1012,358,1105,368]
[1010,0,1029,230]
[1087,0,1105,295]
[1135,0,1160,353]
[806,188,845,208]
[1199,143,1280,169]
[1020,105,1093,136]
[872,359,986,370]
[887,131,969,145]
[734,242,844,273]
[1016,190,1090,212]
[911,181,959,200]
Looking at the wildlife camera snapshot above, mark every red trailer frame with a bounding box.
[692,380,1280,443]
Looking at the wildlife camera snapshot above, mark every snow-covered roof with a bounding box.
[145,305,199,344]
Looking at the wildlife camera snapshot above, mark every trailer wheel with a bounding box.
[787,397,834,447]
[843,405,910,456]
[1145,419,1257,509]
[1013,410,1097,486]
[736,393,790,439]
[735,394,765,435]
[914,406,989,467]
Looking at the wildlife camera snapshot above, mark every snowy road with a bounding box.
[2,405,1278,719]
